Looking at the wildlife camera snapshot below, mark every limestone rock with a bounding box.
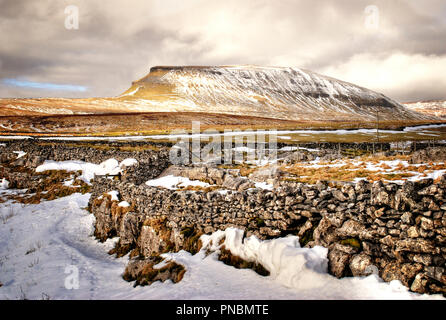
[349,254,374,277]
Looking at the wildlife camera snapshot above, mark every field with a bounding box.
[0,112,445,144]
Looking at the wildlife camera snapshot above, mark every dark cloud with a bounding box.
[0,0,445,101]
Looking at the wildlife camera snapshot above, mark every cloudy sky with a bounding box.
[0,0,445,102]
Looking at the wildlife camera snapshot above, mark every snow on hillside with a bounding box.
[0,66,437,121]
[404,100,446,118]
[0,191,444,300]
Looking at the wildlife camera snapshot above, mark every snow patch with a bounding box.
[13,151,27,158]
[107,191,120,201]
[63,179,74,187]
[0,178,9,189]
[118,201,130,208]
[120,158,138,168]
[254,181,274,190]
[121,86,142,97]
[146,175,212,190]
[35,159,134,183]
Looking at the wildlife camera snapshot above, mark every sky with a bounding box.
[0,0,445,102]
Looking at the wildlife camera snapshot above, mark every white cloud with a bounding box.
[321,53,446,101]
[0,0,445,101]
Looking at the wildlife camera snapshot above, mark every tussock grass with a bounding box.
[281,157,421,183]
[6,170,91,204]
[357,154,411,163]
[218,163,256,177]
[178,185,221,192]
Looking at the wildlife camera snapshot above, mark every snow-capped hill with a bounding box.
[120,65,434,121]
[0,65,437,121]
[404,100,446,119]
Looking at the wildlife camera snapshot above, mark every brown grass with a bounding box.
[0,109,444,139]
[281,156,424,183]
[178,185,221,192]
[217,163,256,177]
[5,170,91,204]
[36,141,162,152]
[123,259,186,287]
[218,246,270,276]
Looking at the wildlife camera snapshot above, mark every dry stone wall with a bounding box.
[91,175,446,295]
[1,139,445,294]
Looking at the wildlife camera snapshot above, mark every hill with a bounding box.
[404,100,446,118]
[0,65,437,122]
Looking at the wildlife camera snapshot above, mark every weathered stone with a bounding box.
[349,254,374,277]
[341,184,356,201]
[394,181,417,210]
[407,226,420,238]
[410,254,433,266]
[411,273,428,294]
[380,262,421,286]
[249,165,284,182]
[362,241,380,256]
[355,179,370,193]
[336,219,366,238]
[139,226,163,257]
[380,235,396,248]
[313,217,338,247]
[400,212,413,224]
[395,239,435,253]
[332,189,348,202]
[411,147,446,164]
[222,175,250,190]
[425,266,446,284]
[207,168,225,184]
[328,244,355,278]
[420,217,434,230]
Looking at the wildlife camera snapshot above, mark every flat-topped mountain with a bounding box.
[119,65,434,121]
[0,65,437,122]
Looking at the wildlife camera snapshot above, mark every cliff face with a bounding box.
[120,65,434,121]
